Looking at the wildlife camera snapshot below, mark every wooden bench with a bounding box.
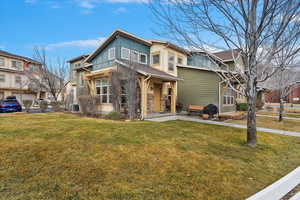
[187,105,204,115]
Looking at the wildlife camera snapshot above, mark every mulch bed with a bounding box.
[281,184,300,200]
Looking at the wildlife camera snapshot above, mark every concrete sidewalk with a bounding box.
[146,115,300,138]
[257,114,300,121]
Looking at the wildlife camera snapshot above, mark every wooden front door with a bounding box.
[153,84,162,112]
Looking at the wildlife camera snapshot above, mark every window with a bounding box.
[29,64,38,72]
[95,78,111,103]
[108,48,115,60]
[74,63,81,68]
[121,81,128,108]
[223,87,235,105]
[15,76,21,84]
[0,74,5,82]
[0,58,4,66]
[151,54,160,65]
[168,52,175,71]
[177,57,183,65]
[11,60,22,70]
[139,53,147,64]
[130,50,139,62]
[121,47,130,60]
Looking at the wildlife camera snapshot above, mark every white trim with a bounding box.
[139,53,147,64]
[151,53,160,65]
[246,166,300,200]
[178,64,239,74]
[121,47,130,60]
[130,50,139,62]
[108,47,115,60]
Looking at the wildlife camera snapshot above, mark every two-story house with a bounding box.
[67,29,243,117]
[0,50,45,102]
[68,30,186,118]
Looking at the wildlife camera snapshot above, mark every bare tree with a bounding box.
[33,46,68,102]
[263,68,300,121]
[110,71,122,113]
[150,0,300,146]
[124,65,139,120]
[111,62,139,120]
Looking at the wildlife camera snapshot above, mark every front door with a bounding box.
[153,84,162,112]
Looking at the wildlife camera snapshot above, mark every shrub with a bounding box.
[50,101,61,112]
[176,102,183,113]
[22,100,33,112]
[236,103,248,111]
[78,95,100,117]
[40,101,48,113]
[105,112,124,120]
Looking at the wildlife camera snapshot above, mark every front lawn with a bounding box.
[227,116,300,132]
[1,113,300,200]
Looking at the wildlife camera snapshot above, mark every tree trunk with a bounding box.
[246,77,257,147]
[279,98,284,122]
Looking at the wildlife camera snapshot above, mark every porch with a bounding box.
[83,59,181,119]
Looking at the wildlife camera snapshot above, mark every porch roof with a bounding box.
[115,59,183,82]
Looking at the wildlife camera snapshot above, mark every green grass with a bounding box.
[1,113,300,200]
[228,116,300,132]
[258,111,300,118]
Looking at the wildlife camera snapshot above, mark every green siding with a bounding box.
[178,67,220,109]
[177,67,236,113]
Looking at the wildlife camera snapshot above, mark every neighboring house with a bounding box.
[66,54,90,110]
[177,49,244,113]
[0,50,46,102]
[67,29,244,117]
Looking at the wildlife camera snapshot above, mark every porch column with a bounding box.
[170,81,177,114]
[139,76,150,119]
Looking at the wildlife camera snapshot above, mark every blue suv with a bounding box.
[0,99,22,113]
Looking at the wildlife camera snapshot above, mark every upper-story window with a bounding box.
[29,64,38,72]
[139,53,147,64]
[0,58,5,67]
[151,53,160,65]
[121,47,130,60]
[168,52,175,71]
[74,63,81,68]
[0,74,5,82]
[177,57,183,65]
[108,48,115,60]
[11,60,22,70]
[130,50,139,62]
[15,76,21,84]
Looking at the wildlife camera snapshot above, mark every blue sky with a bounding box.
[0,0,160,61]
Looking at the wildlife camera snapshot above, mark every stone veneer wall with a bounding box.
[147,94,154,113]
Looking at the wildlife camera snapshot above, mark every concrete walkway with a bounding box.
[146,115,300,138]
[257,114,300,121]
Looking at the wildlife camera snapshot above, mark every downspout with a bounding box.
[141,74,152,120]
[218,79,227,114]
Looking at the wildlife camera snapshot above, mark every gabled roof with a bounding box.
[149,39,188,55]
[85,29,152,63]
[116,59,182,81]
[67,54,89,63]
[213,49,241,62]
[0,50,41,64]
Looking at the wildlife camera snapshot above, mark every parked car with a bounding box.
[0,99,22,113]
